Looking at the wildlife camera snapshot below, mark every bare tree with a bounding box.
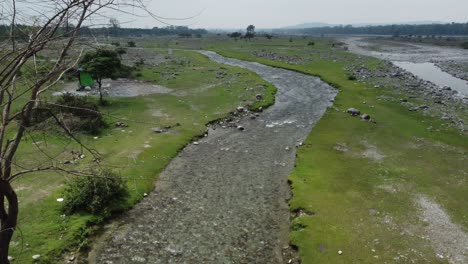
[0,0,204,262]
[0,1,127,262]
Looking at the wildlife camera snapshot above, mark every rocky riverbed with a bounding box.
[343,37,468,133]
[86,51,337,264]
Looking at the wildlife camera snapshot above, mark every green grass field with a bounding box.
[8,36,468,263]
[179,36,468,263]
[9,49,275,263]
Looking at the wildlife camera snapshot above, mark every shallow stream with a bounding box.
[393,61,468,97]
[88,51,337,263]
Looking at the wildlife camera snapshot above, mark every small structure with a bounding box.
[76,68,95,91]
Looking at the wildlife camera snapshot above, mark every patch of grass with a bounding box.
[197,36,468,263]
[9,49,276,263]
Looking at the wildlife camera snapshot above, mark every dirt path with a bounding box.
[88,51,337,263]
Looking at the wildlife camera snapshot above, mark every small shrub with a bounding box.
[462,42,468,49]
[348,75,357,81]
[127,40,136,47]
[54,94,107,134]
[111,42,120,47]
[307,41,315,46]
[62,170,129,215]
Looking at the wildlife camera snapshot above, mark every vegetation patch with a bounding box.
[9,48,276,263]
[61,170,129,216]
[195,36,467,264]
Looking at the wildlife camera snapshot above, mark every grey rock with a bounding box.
[347,108,361,116]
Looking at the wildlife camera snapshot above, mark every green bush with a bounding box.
[61,170,129,215]
[54,94,107,134]
[348,75,357,81]
[307,41,315,46]
[462,42,468,49]
[127,40,136,47]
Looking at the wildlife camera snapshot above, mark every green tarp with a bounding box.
[80,72,95,87]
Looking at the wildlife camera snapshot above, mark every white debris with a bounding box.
[32,254,41,260]
[338,250,343,255]
[56,198,64,202]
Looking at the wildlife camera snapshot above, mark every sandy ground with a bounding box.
[417,196,468,264]
[55,79,173,98]
[343,37,468,63]
[87,51,337,263]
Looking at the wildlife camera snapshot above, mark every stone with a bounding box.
[115,121,126,127]
[84,86,92,91]
[193,141,199,145]
[441,86,451,91]
[338,250,343,255]
[32,254,41,260]
[8,256,13,261]
[237,126,245,131]
[347,108,361,116]
[152,128,165,134]
[255,94,263,100]
[56,198,64,202]
[441,115,452,121]
[79,154,85,159]
[361,114,371,121]
[236,106,245,112]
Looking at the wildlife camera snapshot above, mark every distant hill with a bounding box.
[283,22,334,29]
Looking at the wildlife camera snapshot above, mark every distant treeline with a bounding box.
[0,25,208,41]
[80,26,208,37]
[274,23,468,36]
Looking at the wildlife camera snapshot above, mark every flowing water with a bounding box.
[87,51,337,263]
[393,61,468,97]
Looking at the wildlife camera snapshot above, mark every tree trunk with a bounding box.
[0,180,18,264]
[98,79,103,105]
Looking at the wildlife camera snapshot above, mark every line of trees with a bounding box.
[274,23,468,36]
[0,24,208,41]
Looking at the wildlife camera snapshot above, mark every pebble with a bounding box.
[193,142,199,145]
[338,250,343,255]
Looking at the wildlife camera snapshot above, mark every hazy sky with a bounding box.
[123,0,468,29]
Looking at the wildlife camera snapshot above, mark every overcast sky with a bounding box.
[123,0,468,29]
